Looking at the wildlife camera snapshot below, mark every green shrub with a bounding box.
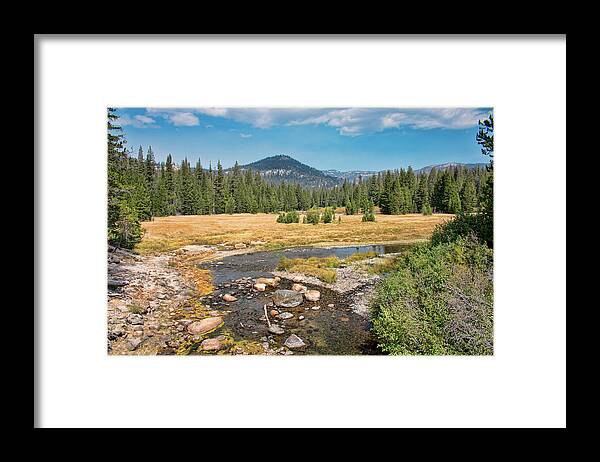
[322,207,335,223]
[346,201,356,215]
[276,211,300,224]
[370,235,493,355]
[431,212,493,248]
[305,208,321,225]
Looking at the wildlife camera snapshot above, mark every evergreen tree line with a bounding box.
[118,147,491,220]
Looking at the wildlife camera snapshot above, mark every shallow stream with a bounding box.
[198,243,411,355]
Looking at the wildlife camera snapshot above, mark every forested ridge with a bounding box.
[108,108,490,249]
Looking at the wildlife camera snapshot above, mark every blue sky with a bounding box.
[115,107,492,171]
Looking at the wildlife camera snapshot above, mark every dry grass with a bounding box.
[135,213,454,255]
[277,255,341,283]
[344,251,378,263]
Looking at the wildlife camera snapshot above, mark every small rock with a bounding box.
[127,314,143,325]
[327,304,334,308]
[127,338,142,351]
[292,275,304,283]
[270,309,279,317]
[304,290,321,302]
[254,283,267,291]
[298,315,305,320]
[256,277,279,287]
[311,306,320,310]
[277,312,294,320]
[284,334,306,349]
[268,325,285,335]
[200,338,222,351]
[234,243,247,249]
[292,283,308,293]
[223,294,237,302]
[187,317,224,335]
[216,335,226,341]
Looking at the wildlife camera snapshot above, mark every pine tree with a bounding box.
[214,161,226,214]
[106,108,142,248]
[461,178,477,214]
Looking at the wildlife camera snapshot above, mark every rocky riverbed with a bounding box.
[107,242,409,355]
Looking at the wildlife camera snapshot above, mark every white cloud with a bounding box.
[136,107,492,135]
[134,114,155,124]
[289,108,491,136]
[145,108,200,126]
[168,112,199,126]
[118,113,157,128]
[240,133,252,138]
[195,107,491,136]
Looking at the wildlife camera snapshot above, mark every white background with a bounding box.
[36,36,566,428]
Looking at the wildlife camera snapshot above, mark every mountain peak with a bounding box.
[236,155,339,187]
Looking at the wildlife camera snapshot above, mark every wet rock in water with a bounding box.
[284,334,306,349]
[268,325,285,335]
[270,309,279,317]
[292,283,308,293]
[234,243,247,249]
[277,312,294,320]
[200,338,222,351]
[292,275,304,283]
[223,294,237,302]
[127,314,144,325]
[304,290,321,302]
[254,283,267,292]
[256,277,279,287]
[272,290,303,308]
[187,317,223,335]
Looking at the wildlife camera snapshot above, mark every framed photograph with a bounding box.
[35,35,566,428]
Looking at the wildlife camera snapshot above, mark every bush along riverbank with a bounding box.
[369,114,494,355]
[369,234,493,355]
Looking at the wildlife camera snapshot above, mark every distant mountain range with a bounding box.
[228,155,487,187]
[413,162,488,174]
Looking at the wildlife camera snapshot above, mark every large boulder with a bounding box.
[304,290,321,302]
[187,316,223,335]
[272,290,303,308]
